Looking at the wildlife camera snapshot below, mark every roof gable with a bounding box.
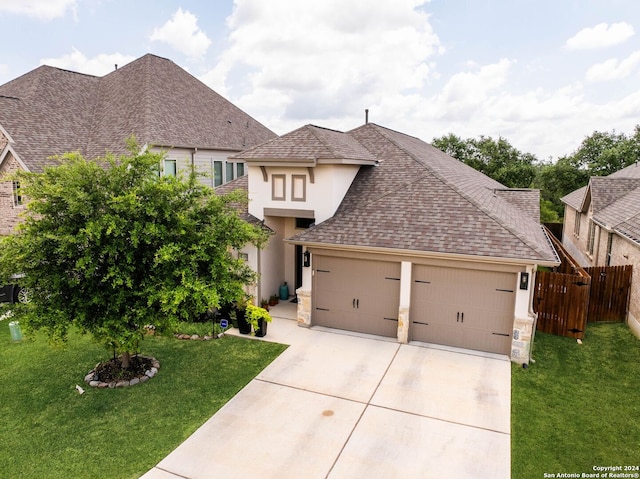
[233,124,378,165]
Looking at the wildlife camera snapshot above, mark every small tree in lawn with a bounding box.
[0,139,268,369]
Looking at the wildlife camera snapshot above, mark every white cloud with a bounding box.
[203,0,441,127]
[565,22,635,50]
[586,51,640,82]
[0,0,76,20]
[40,48,136,76]
[198,1,640,161]
[149,8,212,60]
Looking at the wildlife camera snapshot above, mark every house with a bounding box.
[225,123,560,363]
[0,54,276,235]
[561,162,640,337]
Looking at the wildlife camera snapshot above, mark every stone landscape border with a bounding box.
[84,355,160,389]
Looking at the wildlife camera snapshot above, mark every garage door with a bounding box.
[313,256,401,337]
[411,265,516,355]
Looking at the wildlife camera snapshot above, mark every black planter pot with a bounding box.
[254,318,268,337]
[237,310,251,335]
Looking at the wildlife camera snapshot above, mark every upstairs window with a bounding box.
[12,181,23,207]
[163,159,177,177]
[587,220,596,256]
[573,212,581,237]
[226,162,235,183]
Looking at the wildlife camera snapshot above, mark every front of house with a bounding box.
[227,123,559,363]
[562,163,640,337]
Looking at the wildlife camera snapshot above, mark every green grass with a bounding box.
[512,323,640,478]
[0,325,287,479]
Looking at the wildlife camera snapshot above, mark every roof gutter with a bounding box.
[283,240,561,268]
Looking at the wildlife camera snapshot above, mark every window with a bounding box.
[213,161,223,187]
[163,159,177,177]
[587,220,596,256]
[573,211,581,237]
[12,181,23,207]
[606,233,613,266]
[291,174,306,202]
[236,163,245,177]
[226,162,235,183]
[272,174,286,201]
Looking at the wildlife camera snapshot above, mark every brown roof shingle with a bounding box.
[0,54,276,172]
[289,123,558,263]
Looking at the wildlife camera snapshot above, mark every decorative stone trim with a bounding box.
[173,333,217,340]
[84,355,160,389]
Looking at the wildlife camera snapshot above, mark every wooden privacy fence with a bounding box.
[534,270,590,339]
[585,265,633,323]
[533,228,633,338]
[534,231,591,339]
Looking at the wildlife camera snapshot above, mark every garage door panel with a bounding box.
[411,265,516,355]
[313,256,400,338]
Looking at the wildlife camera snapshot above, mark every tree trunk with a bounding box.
[121,350,131,369]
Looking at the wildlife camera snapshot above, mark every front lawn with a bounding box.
[512,323,640,478]
[0,325,287,479]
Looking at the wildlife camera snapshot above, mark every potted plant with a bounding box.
[234,296,251,335]
[260,298,270,311]
[269,294,278,306]
[246,304,272,337]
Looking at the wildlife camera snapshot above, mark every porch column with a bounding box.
[511,266,536,364]
[397,261,412,343]
[296,248,312,328]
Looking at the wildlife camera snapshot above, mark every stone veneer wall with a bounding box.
[0,152,25,236]
[511,314,536,364]
[610,235,640,338]
[296,287,311,327]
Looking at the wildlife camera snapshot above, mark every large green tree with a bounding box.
[0,141,268,367]
[432,133,537,188]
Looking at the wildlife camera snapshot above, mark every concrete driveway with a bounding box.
[141,307,510,479]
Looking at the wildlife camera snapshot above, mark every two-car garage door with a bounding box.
[313,256,516,355]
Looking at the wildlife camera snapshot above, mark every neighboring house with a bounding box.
[0,53,276,235]
[225,123,559,363]
[561,162,640,337]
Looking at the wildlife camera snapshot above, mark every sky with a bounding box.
[1,0,639,161]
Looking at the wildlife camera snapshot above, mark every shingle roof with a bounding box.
[286,123,558,263]
[562,162,640,245]
[561,185,587,211]
[0,54,276,172]
[232,124,378,164]
[214,174,267,229]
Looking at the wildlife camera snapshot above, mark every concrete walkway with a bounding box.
[141,302,511,478]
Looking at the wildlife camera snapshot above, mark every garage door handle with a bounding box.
[457,312,460,322]
[353,298,356,308]
[356,299,359,308]
[461,312,464,323]
[492,332,510,337]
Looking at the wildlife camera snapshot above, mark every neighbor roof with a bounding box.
[248,123,557,264]
[0,54,276,172]
[562,162,640,245]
